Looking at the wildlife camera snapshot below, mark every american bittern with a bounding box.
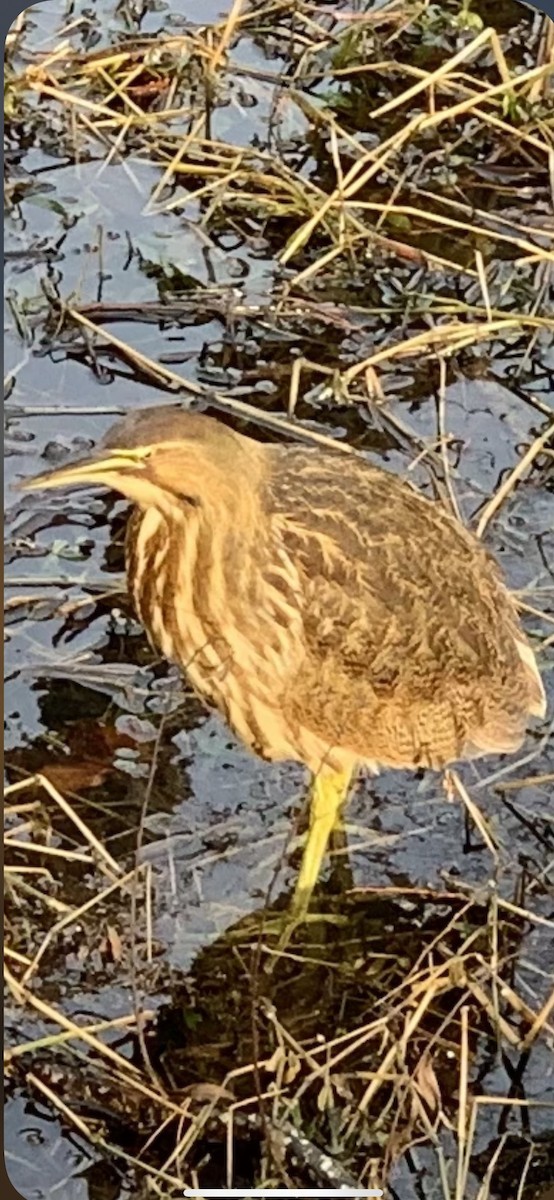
[24,406,546,914]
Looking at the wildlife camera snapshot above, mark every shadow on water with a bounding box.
[4,0,554,1195]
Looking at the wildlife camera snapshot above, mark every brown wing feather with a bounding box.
[265,448,544,770]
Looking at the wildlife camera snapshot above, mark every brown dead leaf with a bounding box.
[40,761,109,791]
[412,1051,442,1116]
[106,925,123,962]
[316,1078,334,1111]
[265,1046,285,1074]
[284,1050,301,1084]
[65,720,135,757]
[127,76,170,109]
[182,1082,235,1103]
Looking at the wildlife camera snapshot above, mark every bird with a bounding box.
[22,404,546,916]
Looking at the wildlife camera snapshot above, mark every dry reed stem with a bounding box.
[445,771,499,859]
[339,202,554,262]
[62,305,359,454]
[146,112,207,211]
[477,960,554,1043]
[26,1074,188,1190]
[437,356,462,522]
[352,978,446,1121]
[476,423,554,538]
[520,985,554,1049]
[6,965,142,1076]
[370,26,505,118]
[4,947,32,966]
[496,898,554,931]
[475,250,492,323]
[5,1012,156,1062]
[280,117,422,264]
[455,1006,470,1200]
[420,62,554,132]
[475,1131,510,1200]
[27,1072,95,1139]
[5,774,121,875]
[343,319,532,384]
[209,0,244,75]
[5,840,93,863]
[19,864,146,985]
[465,978,521,1047]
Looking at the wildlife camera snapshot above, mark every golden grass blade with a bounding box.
[370,26,494,118]
[4,947,32,966]
[437,356,462,522]
[146,112,207,211]
[455,1005,470,1200]
[339,201,554,261]
[280,118,421,264]
[5,1011,156,1062]
[5,965,142,1076]
[209,0,244,74]
[421,62,554,132]
[520,986,554,1050]
[475,1131,510,1200]
[476,423,554,539]
[27,1072,95,1139]
[446,771,499,860]
[343,319,525,384]
[354,977,444,1117]
[497,897,554,930]
[5,840,93,863]
[20,865,144,984]
[62,306,359,454]
[475,251,492,322]
[26,78,129,121]
[34,773,122,875]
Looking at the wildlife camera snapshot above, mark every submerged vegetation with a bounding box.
[4,0,554,1197]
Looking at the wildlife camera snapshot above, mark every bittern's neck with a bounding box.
[153,453,269,587]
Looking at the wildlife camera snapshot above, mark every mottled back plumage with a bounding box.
[27,406,546,778]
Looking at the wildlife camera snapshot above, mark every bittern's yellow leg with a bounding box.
[291,768,352,918]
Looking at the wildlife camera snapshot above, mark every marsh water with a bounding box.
[4,0,554,1196]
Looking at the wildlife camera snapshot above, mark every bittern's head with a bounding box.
[20,405,264,518]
